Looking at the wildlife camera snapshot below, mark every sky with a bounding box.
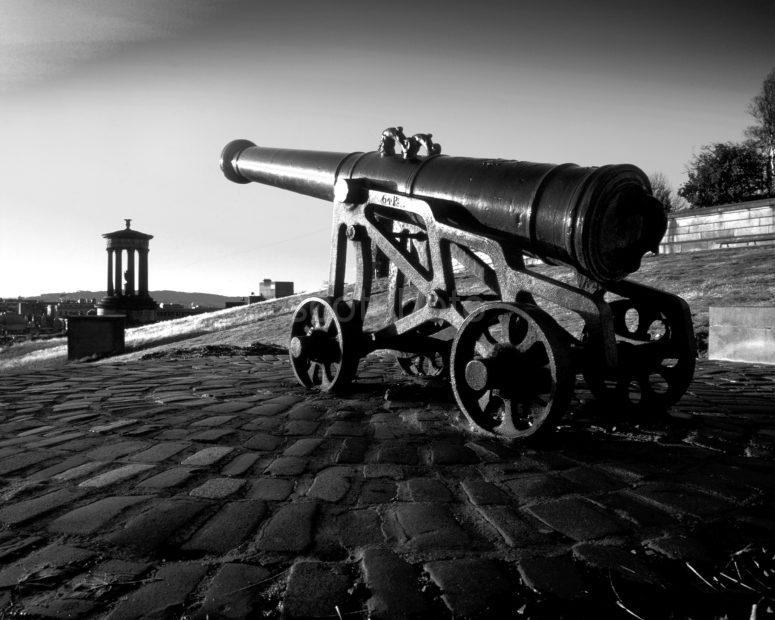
[1,0,773,297]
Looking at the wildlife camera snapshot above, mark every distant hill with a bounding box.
[32,290,245,308]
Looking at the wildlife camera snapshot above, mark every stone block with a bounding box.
[67,316,125,360]
[248,477,294,501]
[518,554,589,599]
[0,489,84,525]
[107,498,211,553]
[78,463,155,488]
[106,561,208,619]
[181,446,234,466]
[284,561,351,619]
[383,503,469,551]
[194,563,271,619]
[476,505,549,547]
[526,497,628,541]
[49,495,151,534]
[183,500,266,554]
[424,559,513,618]
[709,306,775,365]
[0,543,96,588]
[189,477,245,499]
[307,467,352,502]
[361,548,428,619]
[255,501,317,552]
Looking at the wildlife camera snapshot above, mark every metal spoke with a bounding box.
[290,297,359,393]
[451,302,572,440]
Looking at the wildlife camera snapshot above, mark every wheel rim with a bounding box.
[396,350,448,378]
[450,303,572,439]
[582,301,695,410]
[289,297,357,392]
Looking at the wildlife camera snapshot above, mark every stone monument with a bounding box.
[97,219,157,325]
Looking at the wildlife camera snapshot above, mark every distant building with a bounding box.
[225,300,247,308]
[257,279,294,301]
[48,299,96,319]
[156,302,215,321]
[0,312,27,334]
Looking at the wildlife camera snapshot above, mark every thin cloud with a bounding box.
[0,0,231,92]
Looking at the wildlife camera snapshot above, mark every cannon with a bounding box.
[220,128,696,440]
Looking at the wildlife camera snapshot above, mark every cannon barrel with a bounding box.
[220,139,666,282]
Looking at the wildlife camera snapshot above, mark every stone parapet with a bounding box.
[709,306,775,365]
[660,198,775,255]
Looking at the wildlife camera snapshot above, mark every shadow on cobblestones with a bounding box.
[0,354,772,617]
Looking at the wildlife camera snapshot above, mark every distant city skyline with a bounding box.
[1,0,773,297]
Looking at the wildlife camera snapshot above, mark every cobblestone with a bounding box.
[255,501,317,553]
[183,500,266,554]
[49,495,151,534]
[79,463,155,488]
[527,497,629,541]
[189,477,245,498]
[320,508,383,550]
[517,554,589,600]
[283,437,323,456]
[106,561,208,619]
[136,466,194,489]
[383,503,470,552]
[307,466,352,502]
[126,441,189,462]
[0,543,95,588]
[461,477,509,505]
[0,489,84,525]
[476,505,550,547]
[221,451,262,476]
[265,455,307,476]
[425,559,513,617]
[400,477,453,502]
[248,477,294,501]
[361,548,429,619]
[0,356,772,617]
[181,446,234,466]
[194,562,271,619]
[573,540,663,585]
[358,479,397,505]
[107,498,211,553]
[283,561,351,619]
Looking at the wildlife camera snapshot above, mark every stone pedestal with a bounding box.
[67,316,125,361]
[97,295,157,325]
[709,306,775,365]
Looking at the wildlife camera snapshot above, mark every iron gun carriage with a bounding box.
[220,128,696,440]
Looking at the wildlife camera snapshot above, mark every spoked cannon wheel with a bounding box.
[450,302,574,440]
[395,349,449,378]
[289,297,360,392]
[582,299,695,411]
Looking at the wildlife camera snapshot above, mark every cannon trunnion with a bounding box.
[221,129,696,440]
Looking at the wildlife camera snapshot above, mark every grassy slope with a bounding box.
[2,246,774,371]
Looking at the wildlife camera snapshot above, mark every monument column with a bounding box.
[98,220,155,323]
[139,249,149,295]
[126,249,136,295]
[107,249,114,296]
[114,249,123,296]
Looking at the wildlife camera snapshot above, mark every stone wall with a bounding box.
[659,198,775,254]
[709,306,775,365]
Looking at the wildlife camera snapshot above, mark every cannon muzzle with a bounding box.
[220,135,665,282]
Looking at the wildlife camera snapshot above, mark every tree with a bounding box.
[678,141,764,207]
[746,67,775,196]
[648,172,689,212]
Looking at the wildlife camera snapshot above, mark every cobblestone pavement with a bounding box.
[0,355,773,618]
